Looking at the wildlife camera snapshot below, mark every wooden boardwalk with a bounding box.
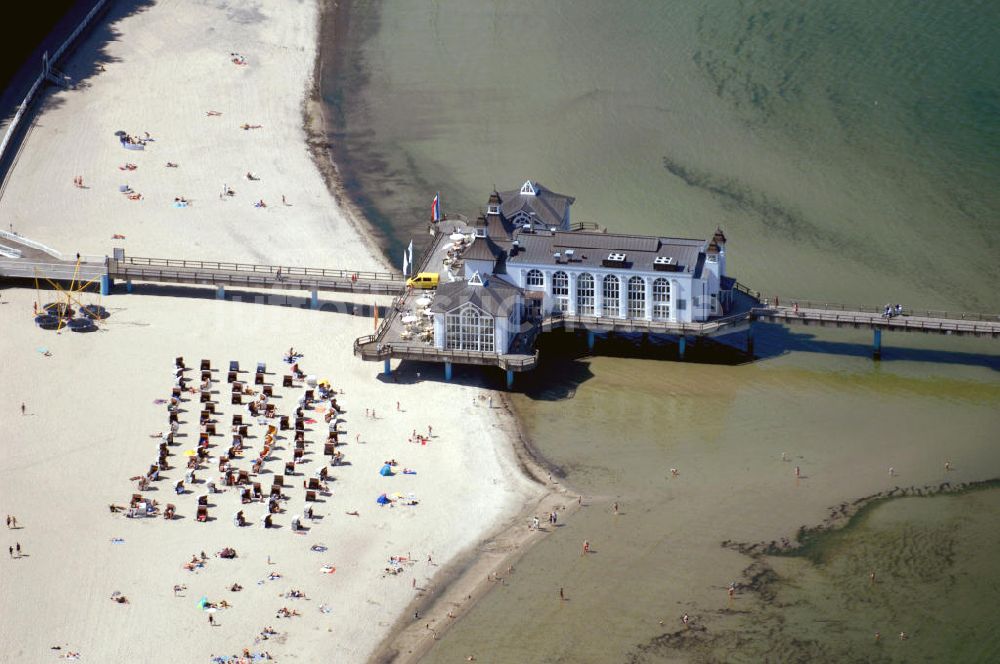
[108,256,406,295]
[757,305,1000,338]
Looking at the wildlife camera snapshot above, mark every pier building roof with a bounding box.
[506,230,707,275]
[496,181,575,230]
[430,274,522,317]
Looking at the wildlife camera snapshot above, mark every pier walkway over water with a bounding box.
[1,230,998,385]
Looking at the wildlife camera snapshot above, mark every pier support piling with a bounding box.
[310,289,319,310]
[678,336,686,360]
[746,326,754,356]
[125,279,133,294]
[383,359,391,376]
[506,370,514,390]
[587,330,596,352]
[444,362,453,382]
[99,274,112,296]
[215,285,225,300]
[873,328,882,360]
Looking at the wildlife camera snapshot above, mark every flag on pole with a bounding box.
[407,240,414,271]
[373,301,379,331]
[403,250,409,277]
[431,193,441,222]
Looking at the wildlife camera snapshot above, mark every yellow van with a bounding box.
[406,272,439,289]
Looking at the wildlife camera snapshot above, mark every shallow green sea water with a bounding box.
[321,0,1000,660]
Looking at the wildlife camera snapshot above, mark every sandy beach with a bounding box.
[0,1,543,661]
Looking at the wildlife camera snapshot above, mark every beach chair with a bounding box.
[164,504,176,520]
[232,414,243,426]
[306,490,317,502]
[200,359,210,371]
[251,458,263,474]
[318,466,328,481]
[241,488,251,504]
[295,431,305,444]
[200,409,210,422]
[257,362,266,374]
[175,356,185,369]
[207,423,217,436]
[199,432,209,446]
[229,360,239,372]
[283,375,293,387]
[238,425,248,437]
[324,443,336,456]
[172,387,182,399]
[201,369,211,382]
[218,456,229,471]
[294,447,304,462]
[270,485,282,498]
[228,371,237,383]
[197,495,208,506]
[232,381,243,393]
[273,475,284,487]
[263,384,273,397]
[308,478,322,491]
[255,372,264,385]
[196,505,208,522]
[279,415,289,430]
[238,470,250,485]
[265,404,275,418]
[206,402,216,414]
[252,482,262,498]
[305,389,315,403]
[201,391,211,403]
[232,394,241,405]
[284,461,295,475]
[295,439,305,451]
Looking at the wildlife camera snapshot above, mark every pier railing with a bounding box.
[119,256,402,282]
[775,299,1000,323]
[352,334,539,370]
[755,307,1000,336]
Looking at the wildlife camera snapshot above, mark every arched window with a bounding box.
[627,277,646,319]
[652,278,671,320]
[552,271,569,313]
[526,269,544,288]
[602,275,620,317]
[446,305,495,352]
[577,273,594,315]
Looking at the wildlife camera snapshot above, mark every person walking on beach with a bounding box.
[8,546,12,558]
[16,543,21,558]
[795,466,801,478]
[559,587,564,601]
[21,402,26,416]
[208,614,215,626]
[888,466,895,477]
[427,425,433,437]
[612,501,619,515]
[582,540,590,555]
[869,570,876,585]
[5,515,9,528]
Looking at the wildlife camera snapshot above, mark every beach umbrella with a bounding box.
[415,297,431,307]
[34,314,61,329]
[183,449,197,457]
[449,233,465,241]
[379,464,393,477]
[376,493,390,505]
[114,130,126,137]
[68,318,96,332]
[43,302,74,318]
[80,304,110,320]
[197,596,208,609]
[119,184,130,193]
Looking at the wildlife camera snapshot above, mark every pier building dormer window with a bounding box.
[602,274,621,318]
[627,277,646,319]
[526,269,544,288]
[445,304,495,353]
[520,180,539,195]
[577,273,595,315]
[652,278,670,320]
[553,271,569,312]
